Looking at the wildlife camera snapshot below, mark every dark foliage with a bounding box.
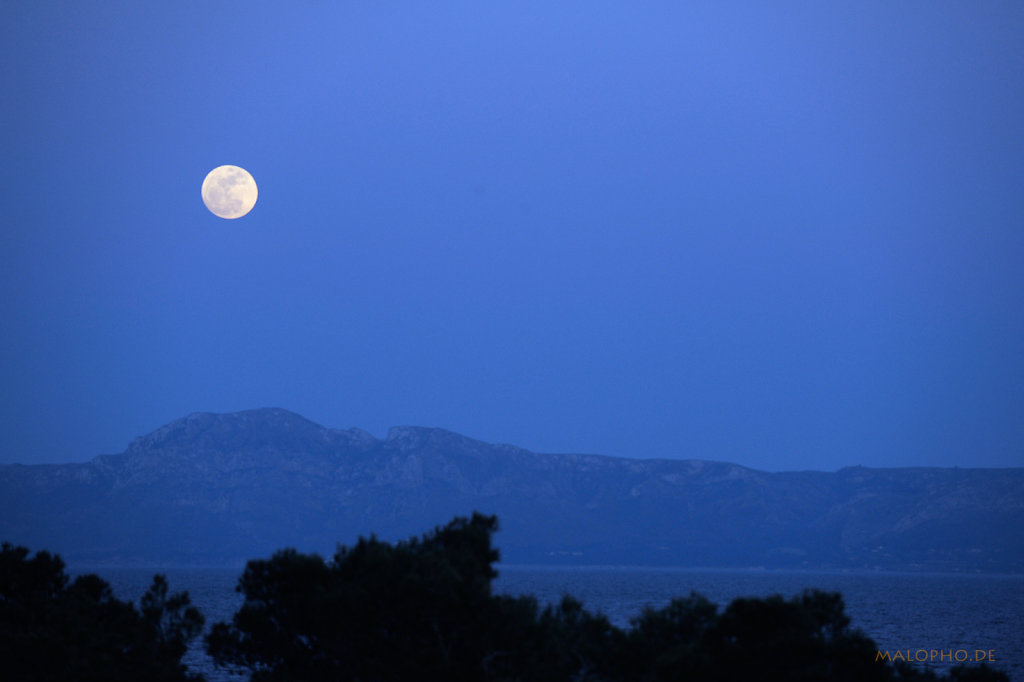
[620,589,892,682]
[0,541,205,682]
[207,513,1010,682]
[207,512,507,681]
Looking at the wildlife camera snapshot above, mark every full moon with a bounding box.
[201,165,258,219]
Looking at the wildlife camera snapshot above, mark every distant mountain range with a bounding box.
[2,408,1021,572]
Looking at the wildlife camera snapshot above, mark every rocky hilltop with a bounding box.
[2,408,1021,571]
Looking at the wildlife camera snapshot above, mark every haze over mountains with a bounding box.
[1,408,1021,572]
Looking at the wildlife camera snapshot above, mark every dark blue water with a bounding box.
[95,566,1023,681]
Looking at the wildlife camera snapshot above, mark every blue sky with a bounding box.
[2,2,1022,471]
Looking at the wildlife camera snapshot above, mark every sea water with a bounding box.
[96,566,1024,681]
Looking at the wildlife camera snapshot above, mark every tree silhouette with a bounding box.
[207,512,509,681]
[207,514,1010,682]
[0,542,205,682]
[706,590,887,681]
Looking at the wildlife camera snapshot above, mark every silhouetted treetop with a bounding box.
[0,542,205,682]
[206,513,1010,682]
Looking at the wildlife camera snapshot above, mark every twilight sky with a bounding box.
[2,2,1022,471]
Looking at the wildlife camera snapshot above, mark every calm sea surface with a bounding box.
[93,566,1023,681]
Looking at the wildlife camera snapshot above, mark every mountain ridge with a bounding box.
[2,408,1021,572]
